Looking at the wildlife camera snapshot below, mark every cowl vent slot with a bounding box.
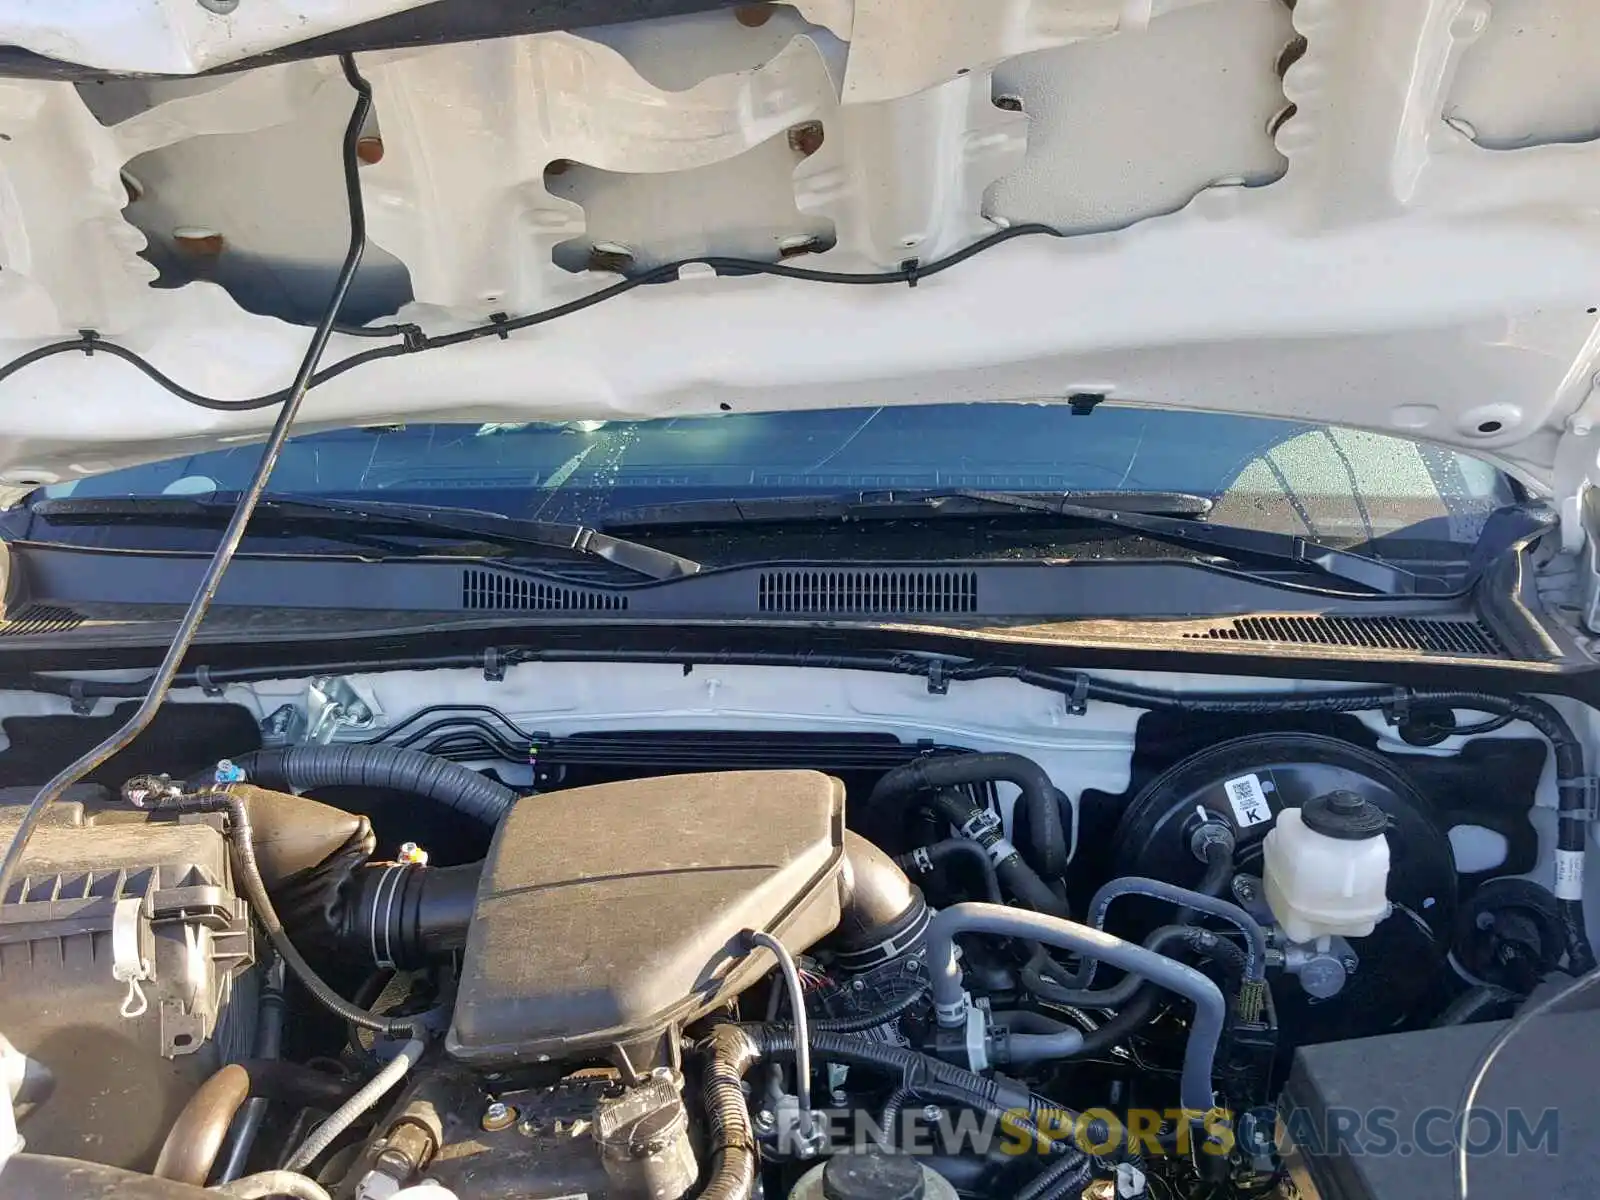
[0,605,85,636]
[462,568,627,612]
[1184,614,1503,656]
[758,568,978,614]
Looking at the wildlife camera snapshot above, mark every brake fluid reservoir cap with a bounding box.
[1300,790,1388,840]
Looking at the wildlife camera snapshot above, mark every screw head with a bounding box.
[198,0,240,14]
[921,1104,942,1122]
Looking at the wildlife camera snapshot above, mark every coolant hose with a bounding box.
[230,744,518,827]
[867,752,1068,881]
[284,1038,426,1172]
[895,838,1004,904]
[925,903,1225,1114]
[1021,924,1236,1011]
[919,787,1065,915]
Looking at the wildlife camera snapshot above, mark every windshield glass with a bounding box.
[44,404,1513,551]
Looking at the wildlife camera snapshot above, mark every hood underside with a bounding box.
[2,0,1600,501]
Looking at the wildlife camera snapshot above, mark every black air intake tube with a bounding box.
[340,861,483,968]
[832,830,929,969]
[230,745,518,827]
[332,827,924,971]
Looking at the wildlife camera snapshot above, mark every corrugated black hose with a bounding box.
[228,744,518,827]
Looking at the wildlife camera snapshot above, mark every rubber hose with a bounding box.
[896,839,1004,904]
[1023,924,1214,1010]
[1032,844,1235,1003]
[1015,1152,1097,1200]
[1080,878,1266,987]
[232,744,518,827]
[996,1026,1086,1065]
[284,1038,426,1172]
[867,753,1068,881]
[925,904,1224,1114]
[217,966,286,1183]
[213,1171,332,1200]
[1071,871,1243,1061]
[923,788,1065,915]
[153,1064,250,1185]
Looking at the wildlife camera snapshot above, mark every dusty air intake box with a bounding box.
[447,770,846,1066]
[0,789,254,1171]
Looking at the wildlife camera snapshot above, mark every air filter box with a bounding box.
[447,770,846,1066]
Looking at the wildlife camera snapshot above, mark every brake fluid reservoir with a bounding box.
[1263,790,1391,943]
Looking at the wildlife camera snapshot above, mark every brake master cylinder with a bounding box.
[1262,790,1391,943]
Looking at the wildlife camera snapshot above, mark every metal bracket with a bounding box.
[305,675,377,745]
[483,646,506,683]
[925,660,949,695]
[67,679,93,716]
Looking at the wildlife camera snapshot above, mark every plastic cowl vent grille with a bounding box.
[0,605,84,636]
[462,568,627,612]
[757,568,979,615]
[1185,615,1503,657]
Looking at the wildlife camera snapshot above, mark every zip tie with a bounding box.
[899,258,921,288]
[111,897,151,1019]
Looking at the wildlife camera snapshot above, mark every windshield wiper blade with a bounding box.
[951,489,1430,595]
[601,489,1215,528]
[31,494,701,582]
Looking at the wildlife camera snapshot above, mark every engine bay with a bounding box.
[0,660,1588,1200]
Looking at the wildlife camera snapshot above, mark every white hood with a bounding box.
[2,0,1599,525]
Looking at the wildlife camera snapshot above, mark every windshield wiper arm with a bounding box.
[952,489,1429,595]
[31,494,701,582]
[601,489,1215,528]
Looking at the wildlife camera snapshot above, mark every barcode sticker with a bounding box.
[1224,773,1273,828]
[1555,849,1586,900]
